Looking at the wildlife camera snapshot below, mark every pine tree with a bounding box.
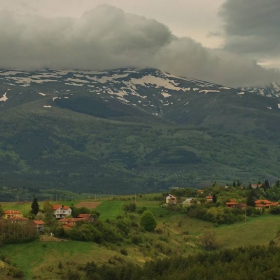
[31,197,39,215]
[213,193,217,203]
[246,190,255,207]
[0,204,3,217]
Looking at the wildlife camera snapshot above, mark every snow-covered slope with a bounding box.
[242,82,280,98]
[1,68,280,125]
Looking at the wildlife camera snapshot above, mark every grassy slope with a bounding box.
[1,98,280,194]
[1,198,280,279]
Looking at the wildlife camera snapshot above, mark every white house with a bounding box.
[166,194,177,204]
[53,205,72,219]
[182,198,194,206]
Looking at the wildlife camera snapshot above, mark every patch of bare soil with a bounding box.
[74,201,101,209]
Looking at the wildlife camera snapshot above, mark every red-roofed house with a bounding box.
[3,210,23,220]
[33,220,45,232]
[53,205,72,219]
[226,199,239,208]
[77,214,95,223]
[255,200,279,210]
[58,214,95,227]
[206,196,213,203]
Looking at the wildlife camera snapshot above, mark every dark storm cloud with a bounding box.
[0,5,279,87]
[220,0,280,57]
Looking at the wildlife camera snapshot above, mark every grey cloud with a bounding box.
[220,0,280,57]
[0,5,279,87]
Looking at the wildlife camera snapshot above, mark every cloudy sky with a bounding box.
[0,0,279,87]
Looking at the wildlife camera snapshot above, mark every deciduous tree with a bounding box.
[140,210,157,232]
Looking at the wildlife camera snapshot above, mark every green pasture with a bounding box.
[0,240,122,280]
[96,200,125,220]
[216,214,280,248]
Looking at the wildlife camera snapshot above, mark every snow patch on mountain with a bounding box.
[0,92,8,102]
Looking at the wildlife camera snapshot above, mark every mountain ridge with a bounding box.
[0,68,280,193]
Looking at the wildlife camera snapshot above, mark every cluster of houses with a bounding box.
[2,204,94,232]
[2,210,45,232]
[165,193,279,210]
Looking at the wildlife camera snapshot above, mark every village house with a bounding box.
[226,199,239,208]
[3,210,23,219]
[33,220,45,232]
[166,194,177,204]
[182,198,195,206]
[206,196,213,203]
[53,205,72,219]
[251,184,262,189]
[255,200,278,210]
[58,213,95,229]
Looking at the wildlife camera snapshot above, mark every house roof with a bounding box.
[61,223,75,228]
[53,205,71,211]
[58,217,82,223]
[226,199,238,205]
[255,200,278,207]
[53,204,61,210]
[4,210,22,215]
[77,214,92,218]
[226,201,238,205]
[206,196,213,199]
[255,199,277,205]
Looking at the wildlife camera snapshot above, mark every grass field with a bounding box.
[0,240,122,280]
[95,200,125,220]
[2,197,280,279]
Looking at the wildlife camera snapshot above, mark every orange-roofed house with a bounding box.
[53,205,72,219]
[206,196,213,203]
[3,210,23,220]
[33,220,45,232]
[77,214,95,223]
[226,199,239,208]
[255,200,279,210]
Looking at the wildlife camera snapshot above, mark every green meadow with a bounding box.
[1,195,280,279]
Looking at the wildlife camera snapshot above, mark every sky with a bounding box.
[0,0,279,87]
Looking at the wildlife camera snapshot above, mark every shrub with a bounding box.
[140,210,157,232]
[120,248,128,256]
[199,230,218,251]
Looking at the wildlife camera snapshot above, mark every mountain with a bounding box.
[0,68,280,194]
[242,82,280,98]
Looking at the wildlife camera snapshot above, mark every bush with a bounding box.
[199,230,218,250]
[120,248,128,256]
[140,210,157,232]
[123,203,136,212]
